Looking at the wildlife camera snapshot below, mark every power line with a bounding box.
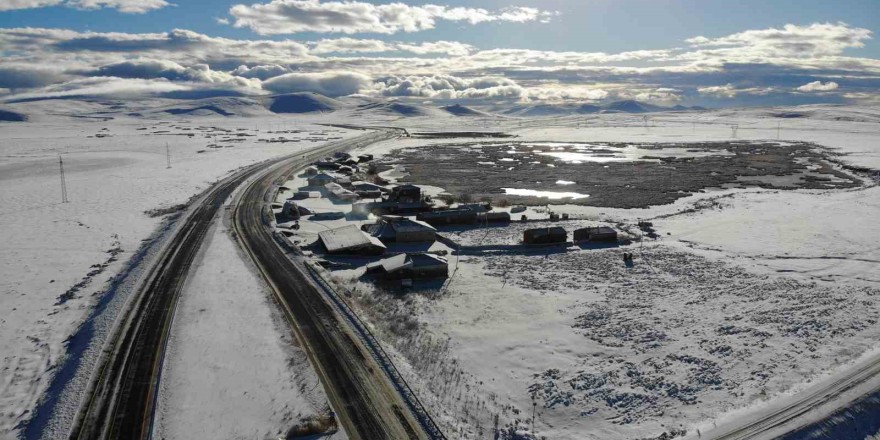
[59,154,69,203]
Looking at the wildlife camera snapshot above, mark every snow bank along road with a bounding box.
[233,130,446,439]
[69,128,417,440]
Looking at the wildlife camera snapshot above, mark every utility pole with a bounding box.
[731,124,739,138]
[59,154,69,203]
[777,121,781,140]
[532,400,538,437]
[165,142,172,169]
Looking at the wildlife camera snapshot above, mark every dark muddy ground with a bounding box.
[375,141,863,208]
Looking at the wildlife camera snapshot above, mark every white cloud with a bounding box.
[0,0,170,12]
[262,71,370,96]
[796,80,839,92]
[373,74,525,100]
[227,0,556,35]
[685,22,872,58]
[309,38,474,56]
[0,0,61,11]
[698,83,737,98]
[7,77,190,101]
[67,0,171,13]
[231,64,291,80]
[396,41,475,56]
[310,38,393,54]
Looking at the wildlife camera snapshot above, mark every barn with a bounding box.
[307,172,337,187]
[318,225,387,255]
[523,227,568,245]
[417,209,478,226]
[365,253,448,280]
[573,226,618,243]
[363,215,437,243]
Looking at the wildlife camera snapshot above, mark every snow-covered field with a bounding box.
[299,104,880,439]
[154,212,343,440]
[1,99,879,440]
[0,102,359,439]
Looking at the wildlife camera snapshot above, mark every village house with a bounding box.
[573,226,618,243]
[363,215,437,243]
[523,227,568,245]
[365,253,449,280]
[318,225,386,255]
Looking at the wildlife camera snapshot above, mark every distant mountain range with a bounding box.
[500,100,706,117]
[0,91,713,123]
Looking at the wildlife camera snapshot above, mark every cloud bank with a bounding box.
[0,0,170,13]
[0,22,877,107]
[228,0,555,35]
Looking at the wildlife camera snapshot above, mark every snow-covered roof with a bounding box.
[319,225,386,253]
[381,215,436,232]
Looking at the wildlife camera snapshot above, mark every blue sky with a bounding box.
[1,0,878,107]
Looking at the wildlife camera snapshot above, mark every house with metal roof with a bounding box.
[365,253,448,280]
[523,227,568,245]
[363,215,437,243]
[573,226,618,243]
[318,225,387,255]
[307,172,337,187]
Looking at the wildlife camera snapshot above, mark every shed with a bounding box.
[364,215,436,243]
[303,166,319,176]
[281,201,311,219]
[365,253,448,280]
[290,191,320,200]
[417,209,478,226]
[318,225,386,255]
[458,203,491,213]
[352,181,389,193]
[573,226,618,243]
[308,172,337,187]
[324,182,358,202]
[314,161,341,170]
[477,212,511,223]
[389,184,422,203]
[358,154,374,162]
[523,227,567,245]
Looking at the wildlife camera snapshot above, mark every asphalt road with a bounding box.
[702,353,880,440]
[70,129,418,440]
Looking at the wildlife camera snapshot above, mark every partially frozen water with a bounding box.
[524,142,733,164]
[503,188,590,200]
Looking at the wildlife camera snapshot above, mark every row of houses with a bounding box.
[523,226,618,245]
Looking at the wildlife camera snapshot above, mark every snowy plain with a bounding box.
[0,101,359,439]
[291,104,880,439]
[0,99,879,440]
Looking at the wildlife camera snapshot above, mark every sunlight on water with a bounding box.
[503,188,590,199]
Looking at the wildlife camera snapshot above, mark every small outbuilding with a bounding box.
[523,227,568,245]
[303,166,319,176]
[351,181,389,194]
[318,225,386,255]
[308,172,337,187]
[358,154,374,162]
[365,253,448,280]
[363,215,437,243]
[290,191,321,200]
[314,161,341,170]
[573,226,618,243]
[477,211,511,223]
[389,184,422,203]
[281,201,311,219]
[324,182,358,202]
[417,209,478,226]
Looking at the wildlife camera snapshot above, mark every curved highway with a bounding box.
[232,129,445,439]
[70,129,435,440]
